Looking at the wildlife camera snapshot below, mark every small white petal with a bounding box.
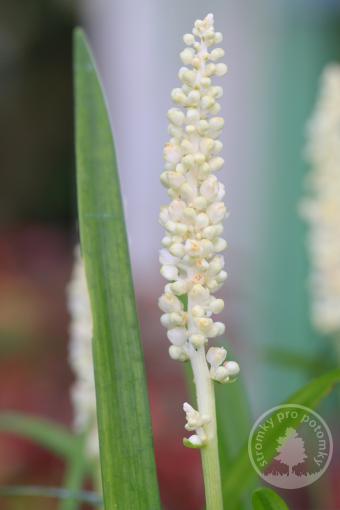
[200,175,219,201]
[170,279,189,295]
[167,172,185,189]
[216,270,228,283]
[189,334,206,348]
[224,361,240,377]
[202,225,219,240]
[186,434,203,447]
[183,33,195,45]
[169,243,185,257]
[171,88,187,105]
[209,298,224,314]
[214,32,223,43]
[181,70,196,86]
[169,345,188,361]
[192,196,208,210]
[207,202,226,224]
[215,63,228,76]
[159,249,179,265]
[185,239,202,257]
[187,90,201,105]
[180,183,197,203]
[209,157,224,172]
[210,48,225,61]
[159,207,169,225]
[206,346,227,367]
[183,402,194,413]
[161,265,179,281]
[213,365,229,382]
[180,47,194,65]
[168,200,186,221]
[168,108,185,126]
[209,255,224,274]
[164,143,182,164]
[192,305,204,317]
[214,238,227,252]
[167,327,188,346]
[209,117,224,130]
[196,317,213,333]
[158,292,182,313]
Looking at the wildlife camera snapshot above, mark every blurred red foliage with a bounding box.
[0,226,203,509]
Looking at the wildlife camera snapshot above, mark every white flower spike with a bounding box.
[159,13,239,452]
[67,246,99,460]
[301,64,340,335]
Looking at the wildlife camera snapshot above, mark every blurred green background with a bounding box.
[0,1,339,509]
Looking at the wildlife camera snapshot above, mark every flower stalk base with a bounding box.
[190,347,223,510]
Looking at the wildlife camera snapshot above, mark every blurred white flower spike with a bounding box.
[301,64,340,335]
[158,13,239,449]
[67,246,99,460]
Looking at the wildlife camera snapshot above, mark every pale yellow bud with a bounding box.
[168,108,185,126]
[183,33,195,45]
[210,48,224,61]
[215,63,228,76]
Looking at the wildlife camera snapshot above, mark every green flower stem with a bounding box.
[191,347,223,510]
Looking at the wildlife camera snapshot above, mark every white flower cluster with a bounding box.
[207,346,240,383]
[183,402,210,447]
[67,246,99,459]
[301,64,340,335]
[159,14,240,448]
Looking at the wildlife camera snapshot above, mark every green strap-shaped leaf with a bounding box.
[215,349,255,510]
[260,346,334,374]
[252,488,289,510]
[0,486,101,506]
[224,368,340,508]
[0,412,76,459]
[59,434,88,510]
[73,29,161,510]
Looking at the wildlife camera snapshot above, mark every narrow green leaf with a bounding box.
[215,365,255,510]
[252,488,289,510]
[59,435,88,510]
[260,346,333,374]
[0,412,76,459]
[0,486,101,506]
[224,369,340,508]
[73,28,161,510]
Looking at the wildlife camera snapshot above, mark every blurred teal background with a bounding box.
[253,2,340,408]
[0,1,339,509]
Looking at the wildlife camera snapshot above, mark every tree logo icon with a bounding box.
[248,404,333,489]
[275,427,307,476]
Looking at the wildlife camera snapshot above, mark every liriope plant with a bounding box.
[68,12,340,510]
[0,11,340,510]
[158,13,239,509]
